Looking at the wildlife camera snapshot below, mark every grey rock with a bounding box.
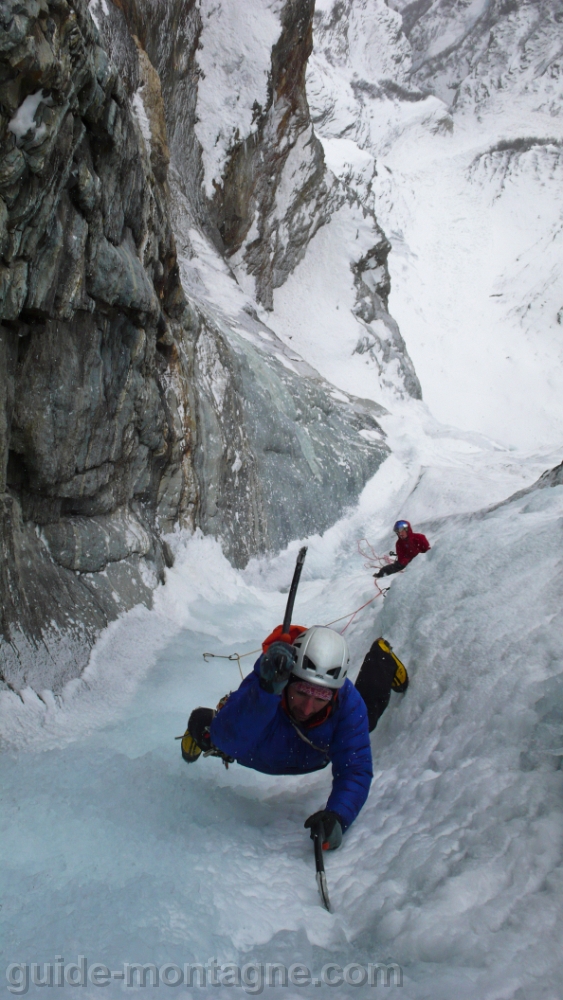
[301,0,424,399]
[42,507,152,573]
[87,230,159,316]
[99,0,332,307]
[0,258,28,318]
[213,0,334,311]
[91,0,408,554]
[0,0,197,690]
[0,493,162,692]
[0,195,8,255]
[492,459,563,509]
[0,145,26,189]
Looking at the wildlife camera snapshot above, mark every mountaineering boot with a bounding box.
[181,707,215,763]
[371,638,409,693]
[181,730,203,764]
[355,637,409,732]
[374,637,409,692]
[391,658,409,693]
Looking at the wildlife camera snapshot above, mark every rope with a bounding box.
[357,537,394,572]
[202,648,260,680]
[202,539,392,674]
[202,586,385,671]
[325,587,383,633]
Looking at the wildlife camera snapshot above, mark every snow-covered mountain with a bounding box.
[306,0,563,446]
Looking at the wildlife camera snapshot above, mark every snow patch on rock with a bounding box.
[131,86,151,152]
[195,0,284,197]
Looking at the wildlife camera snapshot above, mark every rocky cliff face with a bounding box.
[1,0,419,691]
[0,0,196,690]
[94,0,334,310]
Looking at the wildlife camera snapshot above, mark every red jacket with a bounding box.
[396,522,430,566]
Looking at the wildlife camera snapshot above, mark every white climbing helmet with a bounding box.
[292,626,350,690]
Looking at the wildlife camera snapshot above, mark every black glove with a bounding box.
[259,641,297,695]
[304,809,343,851]
[187,706,215,751]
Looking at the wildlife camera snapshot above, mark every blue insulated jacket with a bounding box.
[210,658,373,831]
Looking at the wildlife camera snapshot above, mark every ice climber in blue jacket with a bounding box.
[181,625,408,851]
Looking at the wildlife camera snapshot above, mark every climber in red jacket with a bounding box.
[375,520,430,578]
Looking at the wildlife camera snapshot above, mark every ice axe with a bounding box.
[281,546,307,637]
[312,821,331,912]
[280,548,332,911]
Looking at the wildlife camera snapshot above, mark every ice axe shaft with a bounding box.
[282,546,307,636]
[313,823,331,911]
[281,546,330,908]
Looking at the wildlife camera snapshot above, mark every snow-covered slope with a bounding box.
[2,442,562,998]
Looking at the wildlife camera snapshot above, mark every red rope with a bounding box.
[357,537,394,571]
[206,538,390,668]
[327,537,396,634]
[325,576,385,634]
